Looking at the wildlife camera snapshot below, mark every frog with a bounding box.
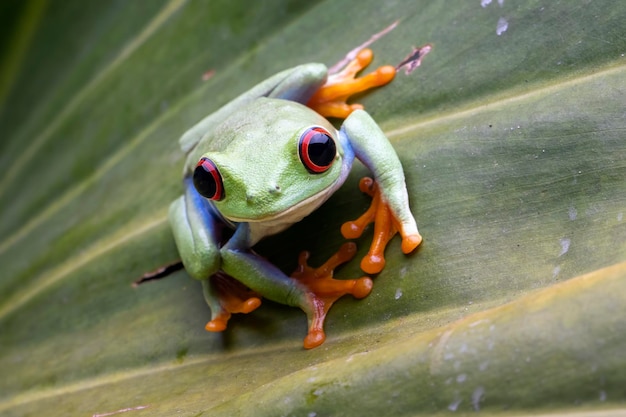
[169,49,422,349]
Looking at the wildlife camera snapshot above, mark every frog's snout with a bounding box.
[245,183,282,205]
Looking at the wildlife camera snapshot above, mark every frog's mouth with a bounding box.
[220,176,347,244]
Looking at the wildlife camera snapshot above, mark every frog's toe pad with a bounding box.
[304,330,326,349]
[361,255,386,275]
[402,234,423,254]
[353,277,374,299]
[205,317,228,332]
[341,221,364,239]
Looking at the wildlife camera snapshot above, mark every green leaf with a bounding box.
[1,1,624,416]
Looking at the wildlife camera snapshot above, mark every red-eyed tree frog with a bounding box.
[169,49,422,349]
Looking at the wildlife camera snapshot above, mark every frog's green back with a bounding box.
[178,63,328,155]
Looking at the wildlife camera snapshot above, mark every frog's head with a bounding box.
[192,98,352,223]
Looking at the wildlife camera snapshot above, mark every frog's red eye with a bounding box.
[193,157,224,200]
[298,127,336,174]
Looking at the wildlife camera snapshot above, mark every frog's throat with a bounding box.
[223,176,348,245]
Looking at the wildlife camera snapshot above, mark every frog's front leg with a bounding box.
[340,110,422,274]
[169,178,261,331]
[221,224,372,349]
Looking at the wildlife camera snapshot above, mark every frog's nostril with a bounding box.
[247,183,280,204]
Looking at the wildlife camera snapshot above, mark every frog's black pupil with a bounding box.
[194,167,216,198]
[308,132,336,167]
[193,158,222,200]
[298,126,336,174]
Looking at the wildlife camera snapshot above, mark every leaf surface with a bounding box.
[1,1,625,416]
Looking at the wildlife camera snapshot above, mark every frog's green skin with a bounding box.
[169,63,419,338]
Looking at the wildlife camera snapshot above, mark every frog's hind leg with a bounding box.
[291,242,373,348]
[307,48,395,119]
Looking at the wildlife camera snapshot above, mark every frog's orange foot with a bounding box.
[341,178,422,275]
[205,271,262,333]
[291,242,373,349]
[307,48,395,119]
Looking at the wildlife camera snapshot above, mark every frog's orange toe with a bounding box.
[291,242,373,348]
[343,177,422,274]
[341,221,363,239]
[206,272,262,332]
[205,317,228,332]
[353,277,374,299]
[372,65,396,85]
[304,329,326,350]
[361,254,386,275]
[239,297,262,314]
[402,234,423,254]
[307,48,395,119]
[355,48,373,66]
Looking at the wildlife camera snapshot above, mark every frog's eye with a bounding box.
[194,157,224,200]
[298,126,336,174]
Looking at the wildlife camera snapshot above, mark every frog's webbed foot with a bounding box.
[291,242,373,349]
[341,177,422,275]
[204,272,262,332]
[307,48,395,119]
